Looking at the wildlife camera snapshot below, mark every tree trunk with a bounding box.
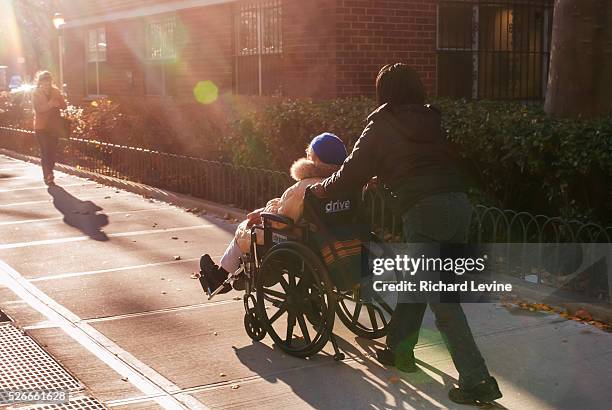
[545,0,612,118]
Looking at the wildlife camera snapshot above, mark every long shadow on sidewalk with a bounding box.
[48,185,109,241]
[234,340,452,410]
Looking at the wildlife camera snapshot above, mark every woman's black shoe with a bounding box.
[448,377,502,405]
[199,254,231,295]
[375,348,418,373]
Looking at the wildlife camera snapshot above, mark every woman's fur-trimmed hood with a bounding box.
[290,158,341,181]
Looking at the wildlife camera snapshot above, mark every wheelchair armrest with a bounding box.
[261,212,294,227]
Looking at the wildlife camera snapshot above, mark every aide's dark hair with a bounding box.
[376,63,425,106]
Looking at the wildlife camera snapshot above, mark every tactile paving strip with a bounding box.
[0,323,81,391]
[22,397,107,410]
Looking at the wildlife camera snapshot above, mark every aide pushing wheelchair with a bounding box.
[199,188,394,361]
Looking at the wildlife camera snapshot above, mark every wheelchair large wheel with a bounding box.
[336,287,393,340]
[255,242,336,358]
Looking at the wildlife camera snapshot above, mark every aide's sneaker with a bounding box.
[375,348,418,373]
[448,377,502,405]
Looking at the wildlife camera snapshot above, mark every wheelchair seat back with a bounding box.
[303,188,369,290]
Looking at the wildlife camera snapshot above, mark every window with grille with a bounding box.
[86,27,107,96]
[437,0,553,100]
[145,16,177,96]
[234,0,283,96]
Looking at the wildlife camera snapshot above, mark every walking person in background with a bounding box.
[32,71,66,185]
[310,63,502,406]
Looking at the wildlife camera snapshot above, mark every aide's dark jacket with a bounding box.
[321,103,467,213]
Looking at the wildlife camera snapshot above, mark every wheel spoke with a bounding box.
[286,313,296,346]
[352,302,362,324]
[372,292,394,315]
[262,288,286,300]
[296,314,311,344]
[367,305,378,330]
[269,303,288,324]
[380,300,394,316]
[279,276,290,291]
[288,269,297,288]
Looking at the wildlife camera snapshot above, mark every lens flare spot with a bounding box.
[193,80,219,105]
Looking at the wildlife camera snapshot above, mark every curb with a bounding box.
[500,274,612,324]
[0,148,248,222]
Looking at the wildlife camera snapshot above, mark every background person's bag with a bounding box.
[46,110,71,138]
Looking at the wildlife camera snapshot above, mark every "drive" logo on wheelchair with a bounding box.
[324,199,351,213]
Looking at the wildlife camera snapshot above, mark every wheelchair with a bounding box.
[201,188,394,361]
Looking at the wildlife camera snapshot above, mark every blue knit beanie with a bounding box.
[309,133,347,166]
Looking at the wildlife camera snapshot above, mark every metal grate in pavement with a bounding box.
[0,323,81,391]
[21,397,107,410]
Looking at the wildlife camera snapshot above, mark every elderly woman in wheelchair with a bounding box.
[198,133,392,361]
[199,132,348,295]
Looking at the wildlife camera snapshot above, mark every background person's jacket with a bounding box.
[321,103,468,214]
[32,87,67,131]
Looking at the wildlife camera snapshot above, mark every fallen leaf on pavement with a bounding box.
[231,384,240,390]
[388,376,400,384]
[574,308,592,321]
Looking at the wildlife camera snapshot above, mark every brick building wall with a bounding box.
[62,0,439,101]
[63,3,234,102]
[62,27,86,98]
[281,0,338,99]
[333,0,437,98]
[175,4,234,98]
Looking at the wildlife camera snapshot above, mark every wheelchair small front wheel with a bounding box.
[244,309,266,341]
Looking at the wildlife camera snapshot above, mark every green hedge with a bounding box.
[2,93,610,224]
[227,97,612,224]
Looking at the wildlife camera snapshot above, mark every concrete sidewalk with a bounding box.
[0,154,610,410]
